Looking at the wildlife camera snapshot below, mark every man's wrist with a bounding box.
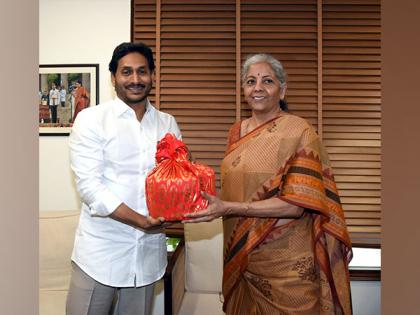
[136,214,149,229]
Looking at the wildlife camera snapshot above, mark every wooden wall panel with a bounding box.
[241,0,319,127]
[323,0,381,244]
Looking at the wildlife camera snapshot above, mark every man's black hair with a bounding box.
[108,42,155,75]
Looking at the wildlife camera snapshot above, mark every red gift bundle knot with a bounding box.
[146,133,216,221]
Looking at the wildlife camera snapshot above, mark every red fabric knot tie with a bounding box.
[155,133,189,163]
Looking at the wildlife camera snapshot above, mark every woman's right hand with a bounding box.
[183,191,227,223]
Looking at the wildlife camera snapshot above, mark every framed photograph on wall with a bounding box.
[39,64,99,135]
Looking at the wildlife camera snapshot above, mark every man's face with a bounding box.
[111,52,153,106]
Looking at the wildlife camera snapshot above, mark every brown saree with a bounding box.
[221,114,352,315]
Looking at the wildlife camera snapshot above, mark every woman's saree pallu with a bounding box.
[221,114,352,314]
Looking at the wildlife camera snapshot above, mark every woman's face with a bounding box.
[243,62,286,114]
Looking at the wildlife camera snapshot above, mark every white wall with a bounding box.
[39,137,79,210]
[39,0,130,211]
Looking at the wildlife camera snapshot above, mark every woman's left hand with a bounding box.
[183,191,227,223]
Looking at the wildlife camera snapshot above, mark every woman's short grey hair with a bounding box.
[241,53,287,86]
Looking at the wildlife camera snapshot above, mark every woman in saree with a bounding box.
[72,80,90,122]
[186,53,353,314]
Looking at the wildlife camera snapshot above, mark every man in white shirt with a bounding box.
[48,82,60,123]
[66,42,182,315]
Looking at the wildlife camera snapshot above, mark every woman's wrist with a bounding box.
[224,201,252,216]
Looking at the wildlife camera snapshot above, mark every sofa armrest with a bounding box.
[164,239,185,315]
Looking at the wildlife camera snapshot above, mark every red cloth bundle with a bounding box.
[146,133,216,221]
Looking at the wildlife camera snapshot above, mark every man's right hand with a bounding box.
[110,203,166,231]
[139,215,165,231]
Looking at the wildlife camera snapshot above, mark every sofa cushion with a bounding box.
[178,292,224,315]
[184,219,223,293]
[39,290,68,315]
[39,210,80,290]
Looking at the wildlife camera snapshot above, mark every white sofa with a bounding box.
[167,219,225,315]
[39,210,80,315]
[39,211,166,315]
